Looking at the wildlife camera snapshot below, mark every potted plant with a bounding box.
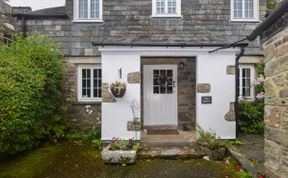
[101,137,140,165]
[110,81,126,98]
[197,126,226,161]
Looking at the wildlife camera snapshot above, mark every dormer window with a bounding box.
[73,0,103,22]
[231,0,259,21]
[152,0,182,17]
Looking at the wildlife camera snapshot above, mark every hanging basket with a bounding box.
[110,81,127,98]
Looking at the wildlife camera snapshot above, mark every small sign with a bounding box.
[201,96,212,104]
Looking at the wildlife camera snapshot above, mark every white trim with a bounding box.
[238,64,255,100]
[98,46,241,54]
[152,0,181,17]
[230,0,259,22]
[73,0,103,22]
[77,64,102,102]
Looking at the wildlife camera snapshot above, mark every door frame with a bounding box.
[142,64,178,127]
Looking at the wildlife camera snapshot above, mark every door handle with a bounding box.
[173,81,176,87]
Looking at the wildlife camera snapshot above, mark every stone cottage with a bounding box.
[12,0,266,142]
[0,0,17,44]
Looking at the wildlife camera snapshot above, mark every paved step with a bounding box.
[140,130,196,147]
[138,146,203,159]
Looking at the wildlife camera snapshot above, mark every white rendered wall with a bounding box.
[196,53,236,139]
[100,47,237,140]
[101,53,141,140]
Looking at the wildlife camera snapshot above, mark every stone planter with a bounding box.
[127,121,141,131]
[101,145,137,164]
[208,147,227,161]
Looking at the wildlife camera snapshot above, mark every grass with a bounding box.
[0,144,62,178]
[0,142,241,178]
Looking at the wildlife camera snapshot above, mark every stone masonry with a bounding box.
[0,0,16,44]
[14,0,267,57]
[12,0,266,131]
[141,58,196,130]
[261,12,288,178]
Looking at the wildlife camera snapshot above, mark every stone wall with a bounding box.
[261,12,288,178]
[141,57,196,130]
[17,0,266,56]
[62,57,102,131]
[0,0,16,44]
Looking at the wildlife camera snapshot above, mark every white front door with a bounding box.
[143,65,178,126]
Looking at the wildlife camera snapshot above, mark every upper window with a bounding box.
[73,0,102,22]
[231,0,259,21]
[238,65,255,100]
[152,0,181,17]
[77,65,102,102]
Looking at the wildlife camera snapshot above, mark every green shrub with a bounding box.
[238,100,264,134]
[109,140,139,151]
[0,34,65,154]
[83,125,101,144]
[91,139,102,150]
[197,126,225,150]
[238,63,265,135]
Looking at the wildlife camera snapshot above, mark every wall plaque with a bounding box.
[201,96,212,104]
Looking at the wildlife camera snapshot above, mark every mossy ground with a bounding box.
[0,143,240,178]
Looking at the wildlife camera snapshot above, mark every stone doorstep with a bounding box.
[138,146,203,160]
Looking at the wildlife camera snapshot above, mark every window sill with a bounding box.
[77,99,102,103]
[151,14,183,18]
[230,18,260,23]
[72,19,104,23]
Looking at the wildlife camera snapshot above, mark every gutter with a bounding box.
[235,47,245,138]
[92,42,248,48]
[21,15,26,37]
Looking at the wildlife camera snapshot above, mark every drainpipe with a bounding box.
[235,47,245,138]
[21,15,26,37]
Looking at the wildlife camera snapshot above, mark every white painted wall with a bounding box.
[196,53,236,139]
[101,53,141,140]
[100,46,237,140]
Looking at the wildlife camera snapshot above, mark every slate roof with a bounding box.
[28,6,66,16]
[13,6,68,19]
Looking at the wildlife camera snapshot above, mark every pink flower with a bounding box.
[256,92,265,99]
[253,75,265,86]
[112,137,120,141]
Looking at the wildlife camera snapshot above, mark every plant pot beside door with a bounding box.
[110,81,126,98]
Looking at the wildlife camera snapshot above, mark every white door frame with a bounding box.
[143,64,178,126]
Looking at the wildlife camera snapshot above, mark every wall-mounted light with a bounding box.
[179,62,185,70]
[118,68,122,79]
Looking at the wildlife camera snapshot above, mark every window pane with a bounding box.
[234,0,243,18]
[79,0,88,18]
[91,0,100,18]
[156,0,165,14]
[93,69,102,98]
[168,0,176,14]
[245,0,254,18]
[82,69,91,98]
[242,68,251,97]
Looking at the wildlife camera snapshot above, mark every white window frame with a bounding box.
[77,65,102,102]
[231,0,259,22]
[73,0,103,22]
[152,0,182,18]
[238,65,255,100]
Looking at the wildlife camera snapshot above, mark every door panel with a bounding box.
[143,65,178,126]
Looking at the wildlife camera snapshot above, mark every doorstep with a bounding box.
[138,146,203,159]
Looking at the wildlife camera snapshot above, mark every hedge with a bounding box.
[0,34,65,154]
